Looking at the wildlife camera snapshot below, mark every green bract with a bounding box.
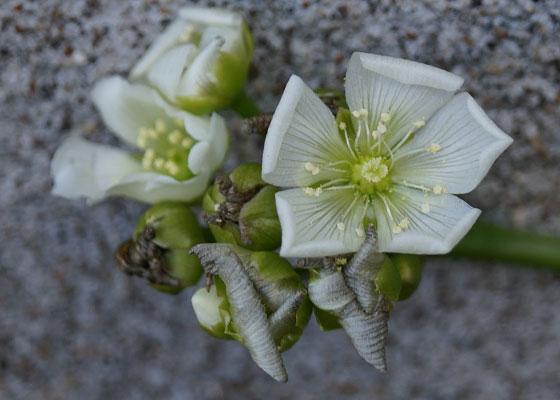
[202,163,282,251]
[134,202,205,293]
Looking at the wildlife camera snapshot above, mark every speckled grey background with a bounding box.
[1,0,560,399]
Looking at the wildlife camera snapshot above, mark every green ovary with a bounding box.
[352,156,392,194]
[137,118,195,181]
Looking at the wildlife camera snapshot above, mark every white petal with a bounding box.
[130,20,188,80]
[276,188,368,257]
[345,52,464,150]
[106,170,211,204]
[392,93,513,194]
[153,95,212,141]
[91,76,169,146]
[262,75,354,188]
[188,113,229,174]
[147,44,197,100]
[51,137,143,204]
[373,185,480,254]
[179,7,242,27]
[176,37,224,98]
[192,286,223,329]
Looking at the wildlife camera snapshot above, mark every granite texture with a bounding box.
[1,0,560,399]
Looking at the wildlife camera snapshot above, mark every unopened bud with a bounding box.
[115,202,205,294]
[202,163,281,251]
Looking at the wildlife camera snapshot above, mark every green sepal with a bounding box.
[134,202,205,293]
[313,305,343,332]
[239,186,281,251]
[374,257,402,301]
[390,254,424,301]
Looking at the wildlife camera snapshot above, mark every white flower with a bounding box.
[262,53,513,257]
[129,7,253,115]
[51,76,228,204]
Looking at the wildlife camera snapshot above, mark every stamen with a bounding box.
[165,160,180,175]
[352,110,361,118]
[426,143,441,154]
[421,203,431,213]
[377,123,387,134]
[359,108,368,118]
[380,112,391,122]
[356,227,365,237]
[137,136,147,149]
[335,257,347,266]
[433,185,445,195]
[392,224,402,234]
[314,187,323,196]
[338,122,346,130]
[399,217,410,229]
[155,119,167,133]
[168,130,183,145]
[181,138,193,149]
[311,166,320,175]
[337,222,346,231]
[154,158,165,169]
[304,187,315,196]
[304,162,315,172]
[412,119,425,128]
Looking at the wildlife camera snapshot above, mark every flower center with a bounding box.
[352,156,392,194]
[136,118,195,181]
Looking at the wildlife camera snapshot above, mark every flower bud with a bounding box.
[130,7,253,115]
[115,202,205,294]
[389,254,424,301]
[202,163,282,251]
[190,244,312,353]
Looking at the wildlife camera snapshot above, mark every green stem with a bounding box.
[231,89,261,118]
[442,220,560,271]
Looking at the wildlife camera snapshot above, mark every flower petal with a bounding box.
[91,76,169,146]
[176,37,224,98]
[152,95,212,141]
[374,185,480,254]
[51,137,143,204]
[345,53,464,150]
[130,19,187,80]
[179,7,242,27]
[106,170,211,204]
[391,93,513,194]
[187,112,229,174]
[262,75,354,188]
[147,44,197,101]
[276,188,368,257]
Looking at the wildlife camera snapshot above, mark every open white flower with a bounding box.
[51,76,228,204]
[130,7,253,115]
[262,53,512,257]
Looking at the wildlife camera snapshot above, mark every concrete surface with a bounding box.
[1,0,559,399]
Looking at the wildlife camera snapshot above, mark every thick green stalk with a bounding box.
[444,220,560,271]
[231,89,261,118]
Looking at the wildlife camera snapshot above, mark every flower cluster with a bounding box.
[50,6,513,383]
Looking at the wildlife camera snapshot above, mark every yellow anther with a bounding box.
[399,217,410,229]
[338,121,347,130]
[337,222,346,231]
[359,108,368,118]
[136,136,147,149]
[377,123,387,134]
[174,117,184,127]
[352,110,361,118]
[304,187,315,196]
[138,127,149,137]
[356,227,365,237]
[141,155,152,169]
[168,130,183,145]
[413,119,425,128]
[421,203,431,213]
[380,112,391,122]
[372,130,381,140]
[154,158,165,169]
[148,128,159,138]
[144,149,155,160]
[426,143,441,154]
[314,187,323,197]
[392,224,402,234]
[181,138,194,149]
[155,119,167,133]
[311,166,320,176]
[433,185,445,195]
[165,160,179,175]
[304,162,315,172]
[335,257,347,266]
